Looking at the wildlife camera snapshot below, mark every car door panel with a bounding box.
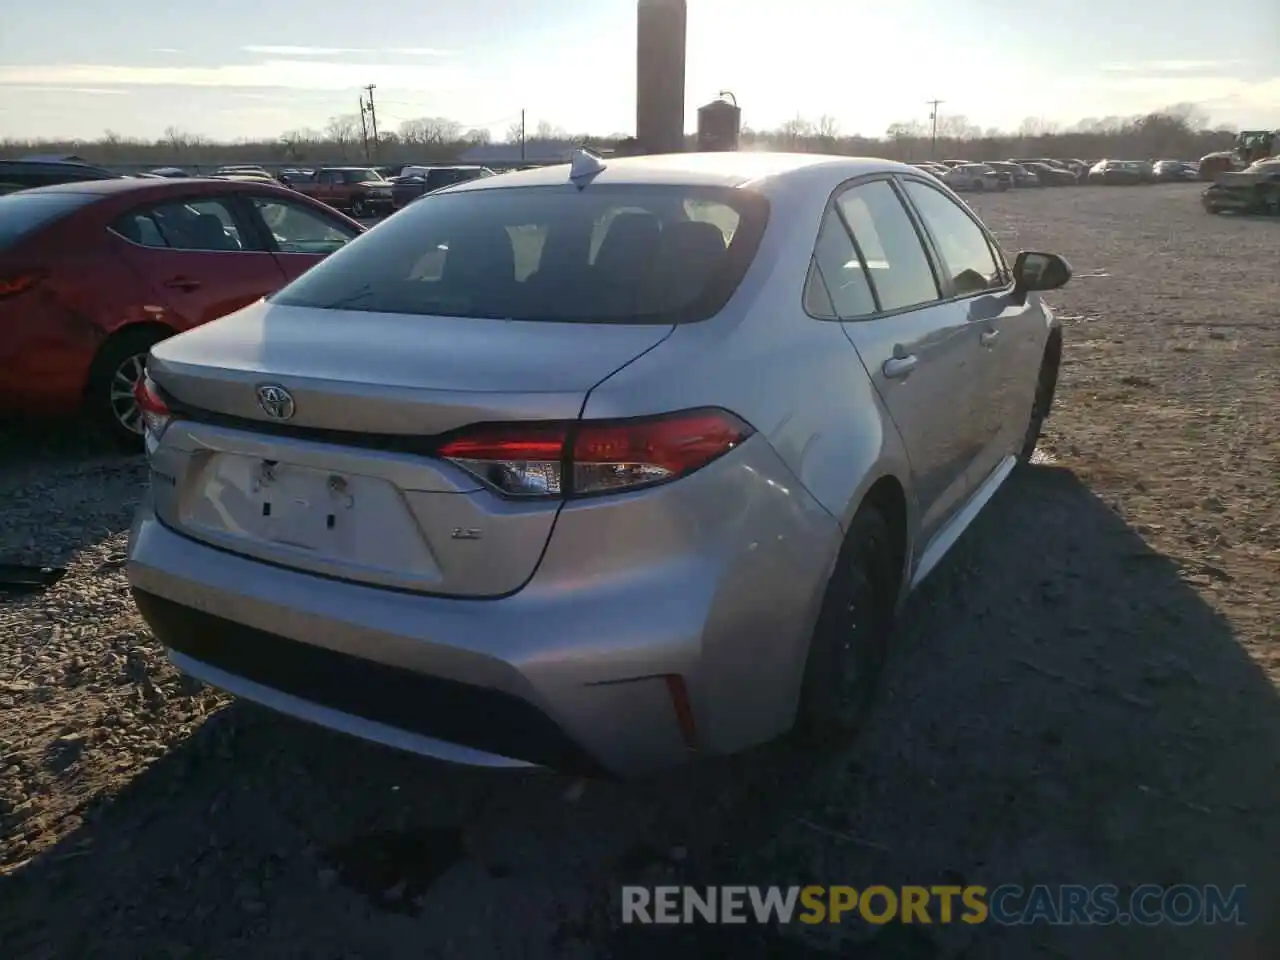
[111,195,287,331]
[897,177,1033,486]
[841,304,978,546]
[808,178,984,554]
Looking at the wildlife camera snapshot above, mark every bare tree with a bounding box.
[324,115,361,159]
[504,120,525,144]
[162,126,193,154]
[815,115,840,140]
[1,107,1238,172]
[531,120,567,143]
[462,127,492,145]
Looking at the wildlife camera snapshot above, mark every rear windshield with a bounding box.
[0,191,96,250]
[269,183,769,323]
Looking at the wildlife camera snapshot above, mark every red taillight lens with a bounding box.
[436,408,754,499]
[134,373,172,447]
[0,270,44,300]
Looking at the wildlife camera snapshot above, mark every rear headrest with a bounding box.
[594,212,661,276]
[190,213,234,250]
[647,220,728,309]
[441,225,516,284]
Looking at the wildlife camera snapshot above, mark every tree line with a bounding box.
[0,104,1240,167]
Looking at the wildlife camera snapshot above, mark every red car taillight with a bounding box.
[437,408,755,499]
[133,373,173,448]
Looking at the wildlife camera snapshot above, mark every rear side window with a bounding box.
[805,208,876,318]
[0,191,97,250]
[112,198,250,252]
[269,184,769,324]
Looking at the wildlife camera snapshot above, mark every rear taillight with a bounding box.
[437,408,755,499]
[0,270,45,300]
[134,373,172,452]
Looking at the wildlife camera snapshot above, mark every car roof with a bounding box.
[445,151,920,192]
[10,177,297,199]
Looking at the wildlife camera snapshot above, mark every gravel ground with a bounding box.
[2,183,1278,959]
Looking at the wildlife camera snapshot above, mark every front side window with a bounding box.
[834,180,940,313]
[269,184,768,323]
[113,197,247,251]
[901,180,1004,296]
[252,197,357,254]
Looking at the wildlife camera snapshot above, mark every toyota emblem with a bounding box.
[256,384,296,420]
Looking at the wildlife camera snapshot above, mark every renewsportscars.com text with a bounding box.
[621,884,1247,927]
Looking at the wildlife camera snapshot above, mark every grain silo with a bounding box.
[636,0,687,154]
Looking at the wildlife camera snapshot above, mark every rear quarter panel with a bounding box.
[5,211,156,407]
[581,171,916,538]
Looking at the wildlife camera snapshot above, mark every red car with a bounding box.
[0,178,364,445]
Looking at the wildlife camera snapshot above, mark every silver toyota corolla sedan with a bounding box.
[127,150,1070,777]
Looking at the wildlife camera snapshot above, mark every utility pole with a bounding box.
[519,108,526,161]
[926,99,944,159]
[363,84,379,159]
[358,96,371,162]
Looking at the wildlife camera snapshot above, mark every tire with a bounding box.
[974,179,986,191]
[351,197,367,218]
[1018,347,1058,463]
[85,327,168,451]
[794,506,898,747]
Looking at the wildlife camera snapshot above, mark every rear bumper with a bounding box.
[127,437,842,776]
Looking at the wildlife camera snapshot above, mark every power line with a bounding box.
[926,99,944,158]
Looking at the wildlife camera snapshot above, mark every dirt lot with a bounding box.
[1,183,1277,959]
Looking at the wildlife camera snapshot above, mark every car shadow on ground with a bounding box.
[2,465,1277,959]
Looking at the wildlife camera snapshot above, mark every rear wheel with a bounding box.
[86,327,168,451]
[794,506,897,747]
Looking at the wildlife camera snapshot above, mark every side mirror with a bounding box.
[1013,251,1072,295]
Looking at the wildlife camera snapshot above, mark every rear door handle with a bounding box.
[980,329,999,347]
[163,277,201,291]
[883,355,918,379]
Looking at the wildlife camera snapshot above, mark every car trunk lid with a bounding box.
[145,299,673,596]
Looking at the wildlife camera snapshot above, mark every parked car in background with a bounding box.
[148,167,190,178]
[1021,162,1077,186]
[212,172,279,185]
[216,164,271,177]
[0,178,363,444]
[984,161,1039,187]
[1202,158,1280,215]
[1058,159,1089,181]
[1087,160,1154,185]
[1153,160,1198,182]
[1198,151,1239,181]
[0,158,121,196]
[909,162,949,179]
[127,150,1071,777]
[942,163,1004,191]
[276,169,316,188]
[293,167,394,217]
[390,165,496,210]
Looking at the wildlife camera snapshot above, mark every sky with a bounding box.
[1,0,1277,143]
